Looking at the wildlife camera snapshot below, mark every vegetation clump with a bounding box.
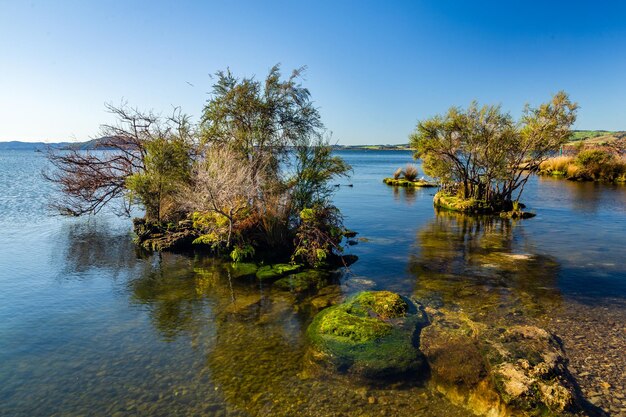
[410,92,578,215]
[46,65,353,268]
[539,145,626,182]
[306,291,428,378]
[383,164,437,188]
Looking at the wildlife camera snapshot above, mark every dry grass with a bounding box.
[393,167,403,179]
[404,164,419,181]
[539,156,574,175]
[539,153,626,182]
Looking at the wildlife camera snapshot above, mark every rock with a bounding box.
[489,325,580,414]
[226,262,258,279]
[306,291,428,378]
[420,310,487,386]
[421,309,584,417]
[274,270,330,293]
[133,217,198,251]
[255,263,302,281]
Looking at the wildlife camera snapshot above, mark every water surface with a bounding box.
[1,150,625,416]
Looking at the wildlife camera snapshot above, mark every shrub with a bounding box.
[293,205,345,268]
[393,167,403,179]
[575,149,623,180]
[538,156,573,175]
[404,164,419,181]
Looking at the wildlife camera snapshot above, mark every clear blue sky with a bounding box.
[1,1,625,144]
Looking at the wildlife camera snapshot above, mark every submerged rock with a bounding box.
[225,262,258,279]
[274,270,330,293]
[306,291,428,378]
[421,308,584,417]
[255,263,303,281]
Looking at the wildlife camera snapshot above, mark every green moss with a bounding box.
[349,290,408,319]
[383,178,437,188]
[315,307,393,343]
[274,270,329,292]
[226,262,258,279]
[255,263,303,281]
[307,291,428,377]
[434,192,496,214]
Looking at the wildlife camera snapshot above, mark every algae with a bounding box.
[256,263,303,281]
[306,291,428,378]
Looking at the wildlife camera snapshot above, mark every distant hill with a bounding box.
[569,130,625,144]
[0,141,72,151]
[0,137,121,151]
[2,132,623,152]
[333,144,412,151]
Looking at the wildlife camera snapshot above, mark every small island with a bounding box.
[408,92,578,218]
[382,164,437,187]
[45,66,355,270]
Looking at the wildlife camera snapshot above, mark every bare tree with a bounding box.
[44,103,193,216]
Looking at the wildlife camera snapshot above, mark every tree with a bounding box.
[45,104,194,217]
[47,66,352,265]
[410,92,577,208]
[289,134,351,213]
[126,135,193,221]
[200,65,324,188]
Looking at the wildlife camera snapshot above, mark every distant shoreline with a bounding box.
[1,130,622,151]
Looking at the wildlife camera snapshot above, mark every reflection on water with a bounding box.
[392,186,417,205]
[58,220,146,277]
[1,150,626,416]
[410,210,562,322]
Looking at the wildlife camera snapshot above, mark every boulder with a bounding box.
[306,291,428,378]
[421,308,584,417]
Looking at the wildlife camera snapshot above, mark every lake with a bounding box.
[1,150,625,416]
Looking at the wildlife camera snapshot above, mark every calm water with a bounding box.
[1,150,625,416]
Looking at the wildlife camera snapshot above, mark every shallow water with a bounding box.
[0,150,625,416]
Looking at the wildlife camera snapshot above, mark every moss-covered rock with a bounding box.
[306,291,428,378]
[433,192,535,218]
[274,270,330,293]
[383,178,437,187]
[255,263,303,281]
[421,309,584,417]
[433,192,497,214]
[226,262,258,279]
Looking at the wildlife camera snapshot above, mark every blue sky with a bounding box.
[1,1,625,144]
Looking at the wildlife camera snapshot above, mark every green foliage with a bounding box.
[574,149,625,181]
[410,92,577,207]
[194,65,351,257]
[575,148,615,167]
[569,130,613,141]
[293,205,345,268]
[200,65,324,185]
[126,136,192,221]
[230,244,255,263]
[289,135,351,213]
[255,263,302,281]
[190,211,233,248]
